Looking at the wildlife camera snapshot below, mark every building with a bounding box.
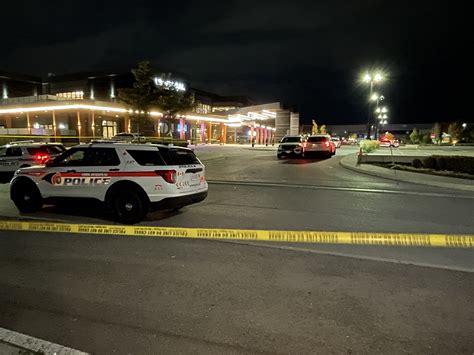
[0,69,298,145]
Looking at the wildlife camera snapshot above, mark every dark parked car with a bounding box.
[277,135,304,159]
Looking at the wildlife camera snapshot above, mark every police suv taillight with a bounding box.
[155,170,177,183]
[35,153,50,164]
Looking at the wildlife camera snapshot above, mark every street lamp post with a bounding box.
[375,105,387,139]
[363,72,383,139]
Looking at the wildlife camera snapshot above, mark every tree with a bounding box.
[409,128,420,144]
[319,125,327,134]
[448,122,463,145]
[432,122,442,144]
[118,61,157,134]
[384,132,395,141]
[311,120,318,135]
[422,134,432,144]
[118,61,195,135]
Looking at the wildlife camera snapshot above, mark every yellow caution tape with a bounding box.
[0,220,473,248]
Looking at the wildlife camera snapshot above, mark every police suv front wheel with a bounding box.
[112,190,147,224]
[11,180,43,213]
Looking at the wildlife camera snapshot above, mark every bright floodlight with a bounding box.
[370,93,379,101]
[382,114,388,119]
[378,114,383,119]
[363,73,372,82]
[381,107,388,113]
[462,123,467,128]
[375,108,381,113]
[374,73,383,82]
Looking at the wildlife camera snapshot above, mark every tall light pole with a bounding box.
[374,104,387,139]
[363,72,383,139]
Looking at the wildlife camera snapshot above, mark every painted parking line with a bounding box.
[0,327,88,355]
[0,220,472,248]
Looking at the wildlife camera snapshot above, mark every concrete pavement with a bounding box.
[1,231,473,354]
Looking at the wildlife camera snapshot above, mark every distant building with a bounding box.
[0,69,298,145]
[301,123,434,142]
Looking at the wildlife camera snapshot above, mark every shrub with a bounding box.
[360,139,380,153]
[433,156,474,175]
[422,155,474,175]
[422,157,436,169]
[412,159,423,168]
[422,135,432,144]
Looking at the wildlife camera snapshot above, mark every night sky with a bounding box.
[1,0,470,125]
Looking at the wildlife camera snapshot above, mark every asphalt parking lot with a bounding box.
[1,145,473,354]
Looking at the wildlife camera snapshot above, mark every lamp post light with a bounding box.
[377,112,388,137]
[372,95,385,139]
[362,71,384,139]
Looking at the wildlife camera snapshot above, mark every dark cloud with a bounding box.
[1,0,471,124]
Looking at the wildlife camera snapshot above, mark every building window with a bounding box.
[195,103,211,114]
[102,120,118,138]
[56,91,84,100]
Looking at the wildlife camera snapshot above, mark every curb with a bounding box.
[242,148,277,152]
[339,154,474,193]
[0,327,88,355]
[198,155,224,162]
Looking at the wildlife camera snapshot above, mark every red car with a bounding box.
[379,139,400,148]
[302,135,336,158]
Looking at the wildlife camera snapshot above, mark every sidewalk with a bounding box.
[0,326,88,355]
[340,153,474,192]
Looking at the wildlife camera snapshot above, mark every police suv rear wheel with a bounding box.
[11,180,43,213]
[112,190,147,224]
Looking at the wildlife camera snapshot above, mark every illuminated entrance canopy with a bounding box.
[153,77,186,92]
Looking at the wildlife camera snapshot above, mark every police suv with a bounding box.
[277,135,304,159]
[10,142,208,224]
[0,141,65,179]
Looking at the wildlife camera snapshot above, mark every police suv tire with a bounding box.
[112,189,147,224]
[277,154,282,159]
[11,180,43,213]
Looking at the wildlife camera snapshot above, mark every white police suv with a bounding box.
[10,142,208,224]
[0,141,65,179]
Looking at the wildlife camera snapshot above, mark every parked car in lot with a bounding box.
[0,141,66,180]
[379,139,400,147]
[331,137,342,148]
[277,135,304,159]
[302,135,336,158]
[10,143,208,224]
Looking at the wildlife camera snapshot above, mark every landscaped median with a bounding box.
[377,155,474,180]
[340,153,474,192]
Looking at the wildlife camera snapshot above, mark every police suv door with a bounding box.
[40,147,121,200]
[0,146,23,174]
